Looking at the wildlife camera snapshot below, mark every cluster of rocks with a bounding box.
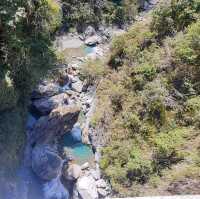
[62,160,111,199]
[80,25,111,46]
[22,27,112,199]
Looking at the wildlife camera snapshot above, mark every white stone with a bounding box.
[81,162,90,170]
[76,175,98,199]
[64,163,82,180]
[90,169,100,180]
[72,81,83,93]
[96,179,107,188]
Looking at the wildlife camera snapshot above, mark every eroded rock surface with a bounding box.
[75,175,98,199]
[32,145,62,181]
[32,82,60,99]
[28,105,80,145]
[43,177,69,199]
[32,93,69,116]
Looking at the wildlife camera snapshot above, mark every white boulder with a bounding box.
[76,175,98,199]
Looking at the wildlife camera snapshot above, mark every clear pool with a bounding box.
[63,127,94,165]
[84,46,95,55]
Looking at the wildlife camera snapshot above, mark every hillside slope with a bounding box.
[82,0,200,197]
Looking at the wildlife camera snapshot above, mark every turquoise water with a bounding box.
[63,127,94,164]
[67,143,94,165]
[84,46,95,54]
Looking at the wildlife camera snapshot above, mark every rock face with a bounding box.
[28,105,80,145]
[43,177,69,199]
[75,175,98,199]
[32,82,60,99]
[32,93,69,115]
[32,145,63,180]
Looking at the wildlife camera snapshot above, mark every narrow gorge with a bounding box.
[1,0,200,198]
[2,1,157,198]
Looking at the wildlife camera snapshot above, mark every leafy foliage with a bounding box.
[62,0,140,31]
[92,0,200,195]
[0,0,61,174]
[151,0,200,39]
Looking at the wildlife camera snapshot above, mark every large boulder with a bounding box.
[32,145,63,180]
[43,177,69,199]
[32,82,60,99]
[76,175,98,199]
[28,105,80,145]
[72,80,83,93]
[85,35,102,46]
[32,93,69,116]
[84,26,96,38]
[63,163,82,181]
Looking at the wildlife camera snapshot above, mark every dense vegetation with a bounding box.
[0,0,61,175]
[61,0,147,32]
[80,0,200,196]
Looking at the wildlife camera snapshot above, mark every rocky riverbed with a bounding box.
[16,25,113,199]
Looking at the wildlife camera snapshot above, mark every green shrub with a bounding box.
[122,112,141,135]
[127,146,153,183]
[134,64,157,81]
[62,0,139,31]
[109,84,125,112]
[151,5,174,39]
[186,96,200,115]
[171,0,200,31]
[47,0,62,32]
[183,97,200,126]
[174,21,200,66]
[148,98,166,126]
[151,0,200,39]
[132,74,146,90]
[80,59,107,85]
[154,128,187,169]
[105,165,128,185]
[109,35,126,69]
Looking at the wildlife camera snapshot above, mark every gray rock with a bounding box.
[63,163,82,181]
[76,175,98,199]
[84,26,96,38]
[32,93,68,115]
[90,169,100,180]
[85,35,102,46]
[28,105,80,145]
[96,179,107,188]
[32,82,60,99]
[43,177,69,199]
[73,185,80,199]
[97,188,108,197]
[32,145,63,180]
[72,81,83,93]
